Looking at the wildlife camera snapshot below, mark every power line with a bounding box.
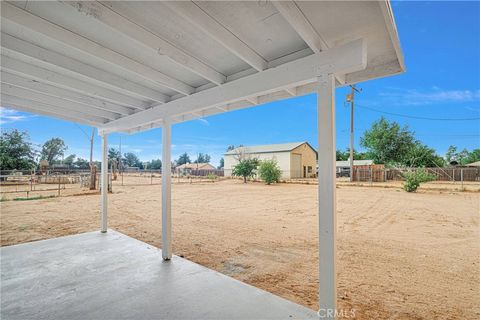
[340,128,479,137]
[356,104,480,121]
[74,123,92,141]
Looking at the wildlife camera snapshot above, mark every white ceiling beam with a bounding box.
[169,47,316,102]
[64,1,226,85]
[1,33,169,104]
[273,1,329,53]
[245,97,258,105]
[0,55,149,110]
[100,39,367,133]
[285,87,297,97]
[164,1,267,72]
[272,1,346,85]
[1,83,120,121]
[1,2,195,95]
[1,94,108,126]
[1,72,134,116]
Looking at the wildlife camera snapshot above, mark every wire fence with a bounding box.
[1,166,478,200]
[351,167,479,183]
[0,168,226,200]
[0,172,93,200]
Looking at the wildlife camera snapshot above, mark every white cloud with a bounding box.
[0,107,30,125]
[375,88,480,106]
[197,118,210,126]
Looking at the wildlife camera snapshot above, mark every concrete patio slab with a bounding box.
[1,230,317,320]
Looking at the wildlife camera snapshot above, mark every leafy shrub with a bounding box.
[258,159,282,185]
[207,173,217,180]
[232,158,259,183]
[403,169,435,192]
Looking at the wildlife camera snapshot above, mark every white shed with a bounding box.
[224,142,317,179]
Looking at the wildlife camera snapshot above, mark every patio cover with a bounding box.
[0,1,404,317]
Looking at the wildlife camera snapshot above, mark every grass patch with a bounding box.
[12,195,56,201]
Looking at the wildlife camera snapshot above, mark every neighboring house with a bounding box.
[465,161,480,167]
[224,142,317,179]
[176,163,215,175]
[335,159,374,176]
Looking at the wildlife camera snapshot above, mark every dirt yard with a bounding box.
[1,179,479,319]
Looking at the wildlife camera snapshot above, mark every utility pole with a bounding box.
[119,136,122,173]
[346,85,361,182]
[89,128,94,169]
[89,127,96,190]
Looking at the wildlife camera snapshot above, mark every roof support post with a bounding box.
[162,120,172,260]
[100,132,108,233]
[316,73,337,318]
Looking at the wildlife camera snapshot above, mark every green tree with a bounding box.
[108,148,121,162]
[123,152,143,168]
[336,148,370,161]
[232,158,259,183]
[445,145,457,163]
[148,159,162,170]
[64,154,76,167]
[194,153,211,163]
[74,158,90,169]
[360,117,444,167]
[0,129,37,170]
[336,150,349,161]
[41,138,67,164]
[404,143,445,167]
[108,148,122,170]
[176,152,190,166]
[219,157,224,169]
[226,144,243,152]
[444,146,479,165]
[360,117,414,165]
[258,159,281,185]
[464,149,480,164]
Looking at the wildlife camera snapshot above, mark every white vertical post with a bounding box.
[317,73,337,318]
[162,121,172,260]
[101,133,108,233]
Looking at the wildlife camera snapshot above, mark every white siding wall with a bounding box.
[224,151,292,179]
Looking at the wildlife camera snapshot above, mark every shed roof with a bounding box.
[336,160,374,167]
[465,161,480,167]
[225,142,315,155]
[1,1,404,134]
[176,163,215,170]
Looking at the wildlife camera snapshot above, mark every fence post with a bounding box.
[461,168,464,190]
[58,181,61,196]
[452,168,455,182]
[121,171,124,186]
[151,173,153,185]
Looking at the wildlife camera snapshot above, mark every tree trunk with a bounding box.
[90,165,97,190]
[243,176,247,183]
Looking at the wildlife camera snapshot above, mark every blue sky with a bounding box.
[1,1,479,167]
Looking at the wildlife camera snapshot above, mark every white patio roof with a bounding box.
[1,1,404,134]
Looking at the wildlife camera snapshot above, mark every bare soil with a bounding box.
[1,179,479,319]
